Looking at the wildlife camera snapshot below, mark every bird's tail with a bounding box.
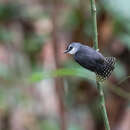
[96,57,116,82]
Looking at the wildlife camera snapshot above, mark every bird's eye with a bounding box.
[69,46,73,50]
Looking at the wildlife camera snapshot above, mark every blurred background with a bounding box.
[0,0,130,130]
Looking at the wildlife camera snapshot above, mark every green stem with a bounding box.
[97,82,110,130]
[90,0,110,130]
[90,0,98,50]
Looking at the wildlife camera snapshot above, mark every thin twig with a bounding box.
[90,0,110,130]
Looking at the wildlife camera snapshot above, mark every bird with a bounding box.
[64,42,116,82]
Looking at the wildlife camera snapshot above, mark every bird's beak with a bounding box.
[64,49,69,53]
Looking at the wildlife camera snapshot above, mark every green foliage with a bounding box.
[68,124,83,130]
[30,67,96,83]
[0,63,11,80]
[30,72,44,83]
[64,9,83,31]
[24,34,44,54]
[38,118,83,130]
[39,120,59,130]
[0,3,23,21]
[0,88,8,108]
[64,0,80,7]
[101,0,130,51]
[24,33,45,65]
[102,0,130,20]
[0,27,13,43]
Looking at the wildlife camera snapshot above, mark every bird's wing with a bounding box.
[78,47,104,63]
[74,49,104,72]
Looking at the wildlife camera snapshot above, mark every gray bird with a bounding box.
[64,42,116,82]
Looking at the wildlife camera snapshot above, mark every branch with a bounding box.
[90,0,110,130]
[97,82,110,130]
[90,0,98,50]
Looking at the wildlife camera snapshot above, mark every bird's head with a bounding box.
[64,42,81,54]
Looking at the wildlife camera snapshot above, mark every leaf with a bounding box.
[29,68,96,83]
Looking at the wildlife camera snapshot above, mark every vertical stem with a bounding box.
[90,0,98,50]
[90,0,110,130]
[97,82,110,130]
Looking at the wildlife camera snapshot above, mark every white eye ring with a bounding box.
[68,47,77,54]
